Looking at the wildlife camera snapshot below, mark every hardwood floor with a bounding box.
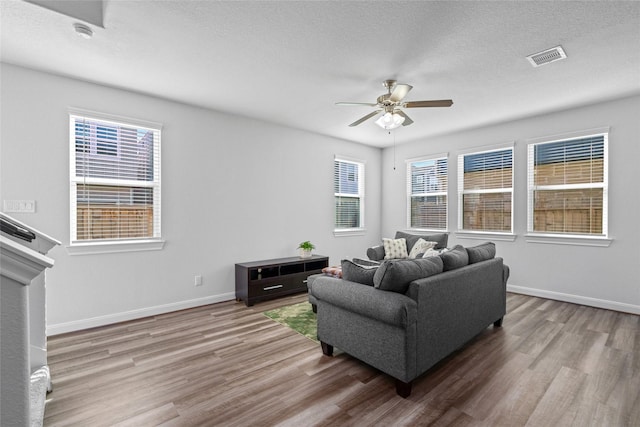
[44,293,640,426]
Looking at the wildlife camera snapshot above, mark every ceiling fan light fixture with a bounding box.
[375,111,405,130]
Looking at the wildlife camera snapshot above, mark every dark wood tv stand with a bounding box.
[235,255,329,306]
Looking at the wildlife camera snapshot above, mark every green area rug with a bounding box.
[264,302,317,342]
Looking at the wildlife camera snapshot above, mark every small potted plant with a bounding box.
[298,241,315,258]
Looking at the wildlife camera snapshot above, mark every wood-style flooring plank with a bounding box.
[44,293,640,426]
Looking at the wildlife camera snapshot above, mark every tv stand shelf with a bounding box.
[235,255,329,306]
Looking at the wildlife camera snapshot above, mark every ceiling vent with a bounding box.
[527,46,567,67]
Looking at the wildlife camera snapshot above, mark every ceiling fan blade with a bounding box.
[349,110,382,127]
[389,84,413,103]
[336,102,378,107]
[396,110,414,126]
[404,99,453,108]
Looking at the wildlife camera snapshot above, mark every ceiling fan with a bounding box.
[336,79,453,130]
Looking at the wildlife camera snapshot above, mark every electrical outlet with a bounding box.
[195,275,203,286]
[3,200,36,213]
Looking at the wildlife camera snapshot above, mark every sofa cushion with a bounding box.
[408,238,438,259]
[440,245,469,271]
[374,256,444,293]
[383,238,409,259]
[341,259,378,286]
[466,242,496,264]
[395,231,449,251]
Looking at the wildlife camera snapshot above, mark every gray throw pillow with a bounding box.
[440,245,469,271]
[373,256,444,294]
[366,245,385,261]
[395,231,449,251]
[466,242,496,264]
[341,259,378,286]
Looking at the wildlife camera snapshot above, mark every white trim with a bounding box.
[525,126,610,145]
[334,154,366,165]
[47,292,236,335]
[68,107,163,131]
[333,228,366,237]
[507,285,639,315]
[405,152,448,164]
[457,141,515,156]
[67,239,166,255]
[455,231,517,242]
[524,233,612,247]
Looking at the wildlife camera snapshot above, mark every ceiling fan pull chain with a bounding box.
[392,130,397,171]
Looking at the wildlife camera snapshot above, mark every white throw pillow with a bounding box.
[422,247,441,258]
[408,238,438,259]
[383,238,408,259]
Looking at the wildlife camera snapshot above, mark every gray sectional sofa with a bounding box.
[308,232,510,397]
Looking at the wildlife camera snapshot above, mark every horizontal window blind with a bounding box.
[334,158,364,230]
[70,114,161,242]
[528,134,607,236]
[407,157,448,230]
[458,147,513,232]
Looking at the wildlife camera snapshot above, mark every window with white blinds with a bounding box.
[334,157,364,231]
[527,132,607,236]
[458,146,513,233]
[407,155,448,230]
[70,112,161,244]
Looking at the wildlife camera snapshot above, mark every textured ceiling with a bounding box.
[2,0,639,147]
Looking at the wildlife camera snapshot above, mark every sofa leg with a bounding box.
[312,304,317,313]
[395,380,412,398]
[494,317,504,327]
[321,341,333,356]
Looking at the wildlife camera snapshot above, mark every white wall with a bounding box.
[381,95,640,314]
[0,64,382,333]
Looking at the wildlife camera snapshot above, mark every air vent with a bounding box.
[527,46,567,67]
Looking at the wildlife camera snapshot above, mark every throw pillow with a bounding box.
[341,259,378,286]
[383,238,409,259]
[422,247,441,258]
[408,238,438,259]
[440,245,469,271]
[373,256,444,294]
[466,242,496,264]
[366,245,385,261]
[395,231,449,250]
[321,266,342,278]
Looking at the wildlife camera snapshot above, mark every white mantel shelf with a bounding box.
[1,215,59,427]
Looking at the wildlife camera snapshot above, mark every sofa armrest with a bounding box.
[311,277,417,328]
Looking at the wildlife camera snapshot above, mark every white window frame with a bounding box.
[457,144,514,238]
[68,108,164,255]
[406,153,448,232]
[334,155,365,236]
[526,127,611,247]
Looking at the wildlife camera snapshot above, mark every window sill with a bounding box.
[525,234,612,247]
[455,231,517,242]
[67,239,166,255]
[334,228,366,237]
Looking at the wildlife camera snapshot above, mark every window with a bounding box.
[458,146,513,233]
[70,111,161,246]
[334,157,364,231]
[527,130,607,236]
[407,155,448,230]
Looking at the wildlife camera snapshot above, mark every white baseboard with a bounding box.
[47,292,236,335]
[507,285,640,315]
